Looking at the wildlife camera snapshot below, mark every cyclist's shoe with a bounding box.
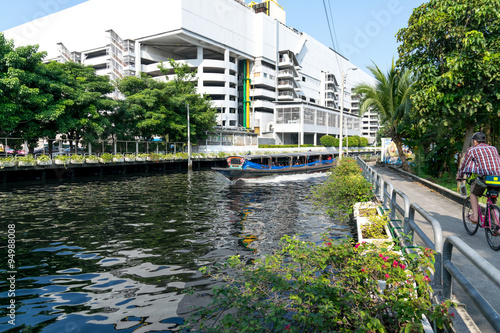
[467,215,478,224]
[492,226,500,236]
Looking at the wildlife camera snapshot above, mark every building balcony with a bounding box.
[278,69,294,79]
[277,91,294,100]
[252,100,275,110]
[325,83,337,92]
[251,88,275,100]
[278,80,295,89]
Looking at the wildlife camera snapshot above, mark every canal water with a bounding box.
[0,170,350,333]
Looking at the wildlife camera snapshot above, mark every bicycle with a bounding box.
[461,176,500,251]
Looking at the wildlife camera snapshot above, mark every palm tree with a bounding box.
[354,59,414,171]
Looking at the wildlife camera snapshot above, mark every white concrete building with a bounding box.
[3,0,379,146]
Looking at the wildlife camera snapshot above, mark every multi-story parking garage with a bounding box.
[4,0,379,146]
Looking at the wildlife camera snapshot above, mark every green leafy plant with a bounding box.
[184,237,454,333]
[100,153,113,162]
[17,155,35,164]
[0,156,16,168]
[71,154,85,162]
[362,213,390,239]
[36,155,51,162]
[85,155,99,161]
[319,134,338,147]
[54,154,71,167]
[312,157,373,219]
[124,154,136,160]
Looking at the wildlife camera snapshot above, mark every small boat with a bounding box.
[212,152,336,180]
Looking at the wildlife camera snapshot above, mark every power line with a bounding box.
[322,0,336,50]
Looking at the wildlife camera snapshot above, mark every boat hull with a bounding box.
[212,163,334,180]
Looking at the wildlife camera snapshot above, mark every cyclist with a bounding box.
[456,132,500,227]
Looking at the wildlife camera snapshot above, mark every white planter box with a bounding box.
[37,160,52,166]
[113,158,124,163]
[354,202,393,246]
[124,157,136,162]
[71,160,84,164]
[1,161,16,167]
[136,157,146,162]
[85,159,100,164]
[54,159,69,165]
[18,161,36,167]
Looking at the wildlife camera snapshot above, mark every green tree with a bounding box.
[354,60,414,171]
[159,59,216,143]
[45,61,116,153]
[0,34,66,152]
[396,0,500,172]
[118,59,216,143]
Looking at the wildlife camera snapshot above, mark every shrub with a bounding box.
[359,136,369,147]
[319,135,338,147]
[185,237,454,333]
[312,157,373,218]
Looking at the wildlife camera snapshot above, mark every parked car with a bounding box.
[0,146,25,156]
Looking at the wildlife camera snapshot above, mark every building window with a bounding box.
[304,108,315,125]
[229,120,236,126]
[276,107,300,124]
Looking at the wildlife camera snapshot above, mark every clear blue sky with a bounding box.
[0,0,425,73]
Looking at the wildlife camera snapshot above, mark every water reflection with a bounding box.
[0,171,348,332]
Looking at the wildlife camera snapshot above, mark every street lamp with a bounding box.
[338,67,357,160]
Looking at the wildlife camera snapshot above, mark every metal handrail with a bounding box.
[443,236,500,331]
[357,156,500,328]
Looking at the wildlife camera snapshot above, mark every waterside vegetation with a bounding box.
[184,158,455,332]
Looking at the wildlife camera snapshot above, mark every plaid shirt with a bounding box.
[457,143,500,178]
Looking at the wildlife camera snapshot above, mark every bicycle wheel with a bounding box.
[462,197,479,235]
[485,205,500,251]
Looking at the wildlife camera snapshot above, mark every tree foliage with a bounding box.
[396,0,500,175]
[0,34,216,150]
[354,60,414,171]
[117,59,216,143]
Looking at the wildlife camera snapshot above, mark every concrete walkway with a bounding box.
[373,165,500,333]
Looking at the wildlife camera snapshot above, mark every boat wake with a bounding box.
[240,172,327,184]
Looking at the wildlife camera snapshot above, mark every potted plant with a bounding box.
[0,156,17,168]
[85,154,100,164]
[54,154,71,166]
[36,154,52,165]
[17,155,36,166]
[124,154,136,162]
[112,154,124,162]
[70,154,85,164]
[136,153,148,162]
[354,202,393,246]
[100,153,113,163]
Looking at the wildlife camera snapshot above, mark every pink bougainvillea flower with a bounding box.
[451,313,455,317]
[355,243,360,249]
[361,268,366,273]
[385,274,390,279]
[379,253,383,258]
[383,256,389,261]
[285,324,291,330]
[382,264,386,269]
[392,260,398,267]
[423,276,431,282]
[399,263,406,269]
